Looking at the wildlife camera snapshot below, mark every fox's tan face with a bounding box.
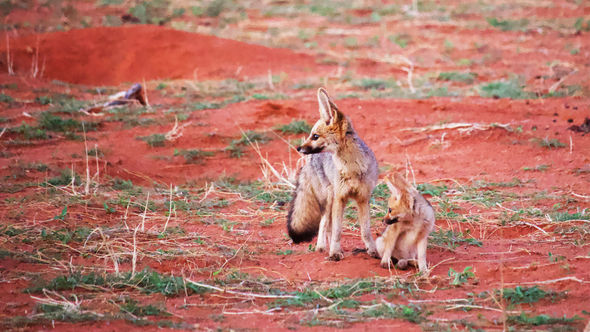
[297,88,347,155]
[383,176,413,225]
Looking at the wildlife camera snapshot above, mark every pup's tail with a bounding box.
[287,181,322,243]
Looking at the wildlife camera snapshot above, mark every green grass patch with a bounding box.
[214,178,291,204]
[486,17,529,31]
[48,95,88,113]
[549,211,590,222]
[174,149,214,164]
[388,33,411,48]
[507,313,580,326]
[138,133,166,147]
[429,229,482,250]
[119,298,170,317]
[0,93,15,103]
[13,122,47,140]
[225,130,271,158]
[479,79,534,99]
[43,169,81,187]
[574,17,590,33]
[535,137,566,149]
[354,78,397,90]
[35,303,100,323]
[40,227,92,244]
[27,268,210,296]
[274,120,311,134]
[448,266,475,286]
[437,72,477,84]
[502,286,565,306]
[523,164,549,172]
[416,183,448,196]
[362,303,426,323]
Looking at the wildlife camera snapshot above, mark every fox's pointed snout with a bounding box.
[297,144,324,155]
[383,216,399,225]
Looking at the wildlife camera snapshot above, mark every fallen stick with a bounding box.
[185,278,296,299]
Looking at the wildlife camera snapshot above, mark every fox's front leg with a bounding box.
[357,199,378,258]
[328,197,345,261]
[316,193,333,253]
[380,241,396,269]
[380,225,401,268]
[416,236,429,273]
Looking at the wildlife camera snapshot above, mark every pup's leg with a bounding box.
[416,236,429,272]
[316,193,332,253]
[328,197,345,261]
[358,199,378,258]
[380,225,401,268]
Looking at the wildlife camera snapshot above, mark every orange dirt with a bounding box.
[1,25,325,85]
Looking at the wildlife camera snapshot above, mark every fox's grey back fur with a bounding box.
[287,133,378,243]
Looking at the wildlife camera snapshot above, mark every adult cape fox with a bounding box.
[376,173,435,272]
[287,88,379,261]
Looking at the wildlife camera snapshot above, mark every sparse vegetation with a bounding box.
[502,286,565,306]
[140,133,166,147]
[28,268,209,296]
[535,137,566,149]
[225,130,271,158]
[448,266,475,286]
[354,78,397,90]
[275,120,311,134]
[507,313,580,326]
[429,229,483,250]
[549,211,590,222]
[486,17,529,31]
[174,148,214,163]
[479,79,534,99]
[0,93,15,103]
[523,164,549,172]
[438,72,477,84]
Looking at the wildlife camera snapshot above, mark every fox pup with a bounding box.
[376,173,435,272]
[287,88,379,261]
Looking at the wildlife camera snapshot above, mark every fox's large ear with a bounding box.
[385,176,401,200]
[317,87,336,124]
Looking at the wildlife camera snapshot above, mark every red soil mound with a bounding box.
[0,25,319,86]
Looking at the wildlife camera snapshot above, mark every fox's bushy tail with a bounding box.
[287,181,322,243]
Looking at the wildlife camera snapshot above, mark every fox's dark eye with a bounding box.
[311,134,320,141]
[388,208,392,213]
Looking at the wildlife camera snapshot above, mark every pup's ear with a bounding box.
[317,87,337,124]
[385,176,400,200]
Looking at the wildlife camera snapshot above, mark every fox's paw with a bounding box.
[396,259,409,270]
[327,251,344,261]
[367,248,380,259]
[380,259,391,269]
[316,245,326,253]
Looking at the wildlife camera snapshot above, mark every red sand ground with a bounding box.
[1,2,590,331]
[1,26,326,85]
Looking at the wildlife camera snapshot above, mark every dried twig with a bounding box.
[401,122,512,134]
[549,69,578,93]
[504,276,587,285]
[140,192,150,232]
[165,116,191,141]
[185,278,296,299]
[5,32,14,75]
[162,184,173,233]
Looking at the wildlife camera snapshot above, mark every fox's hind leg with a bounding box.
[358,199,378,258]
[316,193,333,253]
